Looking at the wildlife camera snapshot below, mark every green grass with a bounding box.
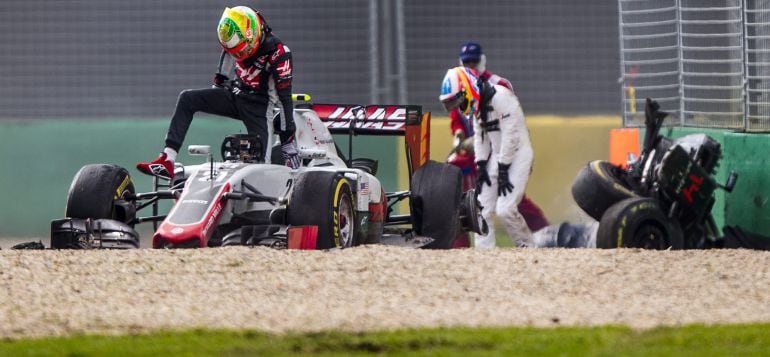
[2,324,769,356]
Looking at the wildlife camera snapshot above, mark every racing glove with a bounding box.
[497,162,514,196]
[281,139,301,169]
[213,73,229,88]
[476,160,492,194]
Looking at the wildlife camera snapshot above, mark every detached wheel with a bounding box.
[65,164,136,224]
[411,160,462,249]
[572,160,638,221]
[596,197,683,250]
[288,171,356,249]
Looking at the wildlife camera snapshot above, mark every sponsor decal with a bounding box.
[682,174,704,204]
[441,75,453,97]
[276,60,291,77]
[115,176,132,199]
[202,201,223,237]
[325,120,406,131]
[324,106,406,121]
[333,210,340,247]
[182,199,209,205]
[271,45,283,61]
[310,104,420,134]
[171,227,184,235]
[360,215,368,228]
[149,164,168,176]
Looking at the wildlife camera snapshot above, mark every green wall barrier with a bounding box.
[0,116,640,237]
[0,118,398,237]
[722,132,770,233]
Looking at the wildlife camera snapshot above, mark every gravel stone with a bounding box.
[0,246,768,339]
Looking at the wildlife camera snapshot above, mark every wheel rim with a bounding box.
[337,194,354,247]
[631,222,667,250]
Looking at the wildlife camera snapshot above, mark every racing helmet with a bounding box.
[217,6,265,61]
[439,66,481,116]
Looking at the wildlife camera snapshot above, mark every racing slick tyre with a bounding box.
[65,164,136,225]
[411,160,462,249]
[596,197,684,250]
[571,160,638,221]
[288,171,357,249]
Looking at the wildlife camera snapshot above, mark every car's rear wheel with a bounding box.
[288,171,356,249]
[596,197,684,250]
[65,164,136,225]
[571,160,638,221]
[411,160,462,249]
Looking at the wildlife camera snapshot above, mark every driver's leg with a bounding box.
[139,87,239,179]
[497,151,534,247]
[164,87,239,152]
[235,95,269,160]
[474,170,499,249]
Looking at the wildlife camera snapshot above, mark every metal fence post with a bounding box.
[676,0,685,126]
[395,0,408,105]
[369,0,379,104]
[743,0,749,131]
[618,0,627,126]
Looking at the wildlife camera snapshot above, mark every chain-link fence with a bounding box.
[619,0,770,131]
[0,0,620,120]
[746,0,770,131]
[619,0,681,126]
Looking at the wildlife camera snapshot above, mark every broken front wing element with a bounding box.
[50,218,139,249]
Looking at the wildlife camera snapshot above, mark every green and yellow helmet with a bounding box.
[217,6,264,61]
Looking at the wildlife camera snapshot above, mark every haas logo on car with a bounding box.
[312,104,409,132]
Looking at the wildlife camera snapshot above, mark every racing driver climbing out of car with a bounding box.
[137,6,300,180]
[440,66,534,248]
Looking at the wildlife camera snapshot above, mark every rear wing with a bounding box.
[304,103,431,174]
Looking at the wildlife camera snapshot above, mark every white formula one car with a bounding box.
[51,100,486,249]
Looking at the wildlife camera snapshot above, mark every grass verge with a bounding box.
[1,324,769,356]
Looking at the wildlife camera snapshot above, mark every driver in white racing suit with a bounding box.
[440,66,534,248]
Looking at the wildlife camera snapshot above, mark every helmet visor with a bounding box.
[218,7,262,60]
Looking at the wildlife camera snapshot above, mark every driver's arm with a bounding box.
[495,89,525,166]
[270,42,295,143]
[473,113,491,162]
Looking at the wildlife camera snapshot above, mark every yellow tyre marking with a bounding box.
[332,178,350,247]
[616,200,657,247]
[115,175,131,199]
[590,161,636,197]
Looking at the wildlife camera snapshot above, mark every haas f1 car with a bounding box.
[52,102,487,250]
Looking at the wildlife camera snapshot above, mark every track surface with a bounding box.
[0,246,768,339]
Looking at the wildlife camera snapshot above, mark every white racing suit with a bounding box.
[474,84,534,248]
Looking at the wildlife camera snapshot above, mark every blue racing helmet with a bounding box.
[459,41,482,63]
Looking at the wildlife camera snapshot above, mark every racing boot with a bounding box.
[136,153,174,180]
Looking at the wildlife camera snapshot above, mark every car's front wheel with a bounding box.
[65,164,136,225]
[287,171,357,249]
